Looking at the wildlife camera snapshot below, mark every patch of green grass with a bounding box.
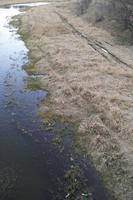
[9,16,21,28]
[53,128,68,151]
[10,16,31,49]
[25,77,41,90]
[71,121,88,155]
[39,109,73,124]
[10,17,41,76]
[20,7,30,12]
[54,135,62,145]
[23,57,39,73]
[39,110,59,124]
[39,93,74,124]
[20,31,31,41]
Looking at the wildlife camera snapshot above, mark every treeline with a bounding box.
[74,0,133,34]
[117,0,133,32]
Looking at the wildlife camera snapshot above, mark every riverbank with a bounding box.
[2,0,133,199]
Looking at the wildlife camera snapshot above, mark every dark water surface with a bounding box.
[0,3,108,200]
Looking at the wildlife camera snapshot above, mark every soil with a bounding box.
[1,0,133,200]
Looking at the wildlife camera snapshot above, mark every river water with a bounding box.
[0,2,108,200]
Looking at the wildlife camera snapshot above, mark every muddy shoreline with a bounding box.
[1,0,133,200]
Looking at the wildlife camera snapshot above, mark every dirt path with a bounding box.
[1,0,133,199]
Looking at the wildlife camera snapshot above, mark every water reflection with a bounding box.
[11,2,49,8]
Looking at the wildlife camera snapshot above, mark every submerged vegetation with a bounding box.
[64,168,82,195]
[25,77,41,90]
